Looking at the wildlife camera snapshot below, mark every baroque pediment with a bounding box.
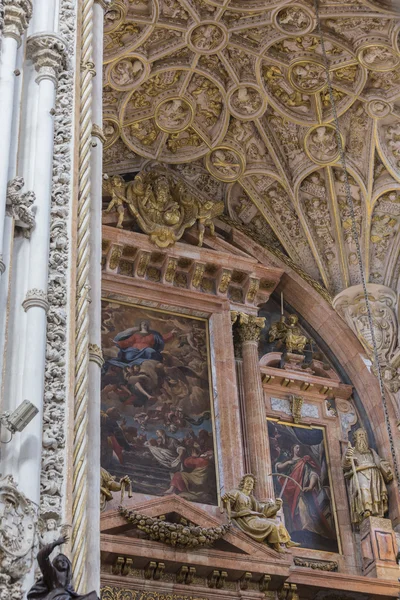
[101,494,289,563]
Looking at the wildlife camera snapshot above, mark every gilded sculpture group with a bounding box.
[103,169,224,248]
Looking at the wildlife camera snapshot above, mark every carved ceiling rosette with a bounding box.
[102,0,400,300]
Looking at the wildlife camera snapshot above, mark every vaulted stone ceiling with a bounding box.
[102,0,400,298]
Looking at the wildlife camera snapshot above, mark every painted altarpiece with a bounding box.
[101,300,219,505]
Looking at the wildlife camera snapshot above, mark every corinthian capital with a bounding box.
[27,32,67,85]
[232,311,266,344]
[4,0,32,44]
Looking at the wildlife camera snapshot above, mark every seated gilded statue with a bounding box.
[222,473,300,552]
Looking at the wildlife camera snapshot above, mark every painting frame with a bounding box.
[101,295,221,507]
[267,417,342,554]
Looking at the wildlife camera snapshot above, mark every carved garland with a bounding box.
[119,507,230,548]
[41,0,76,553]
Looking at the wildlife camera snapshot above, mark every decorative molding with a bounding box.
[94,0,112,8]
[22,288,49,312]
[101,589,208,600]
[6,177,36,238]
[0,475,38,600]
[3,0,32,44]
[290,394,304,424]
[89,343,104,367]
[293,557,338,572]
[27,32,67,84]
[72,0,95,590]
[0,257,5,274]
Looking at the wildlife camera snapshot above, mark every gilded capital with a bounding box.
[3,0,32,44]
[27,32,67,85]
[233,312,265,344]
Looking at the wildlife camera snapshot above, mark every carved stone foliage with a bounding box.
[40,0,76,528]
[6,177,36,238]
[3,0,32,42]
[102,0,400,299]
[101,590,208,600]
[0,476,38,600]
[119,506,230,548]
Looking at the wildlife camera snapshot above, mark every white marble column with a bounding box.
[17,33,66,504]
[86,0,109,593]
[0,0,32,276]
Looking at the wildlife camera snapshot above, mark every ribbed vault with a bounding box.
[102,0,400,298]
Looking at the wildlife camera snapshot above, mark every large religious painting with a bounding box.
[101,300,218,505]
[267,419,339,552]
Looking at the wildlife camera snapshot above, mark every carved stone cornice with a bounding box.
[89,343,104,367]
[3,0,32,44]
[27,32,67,85]
[232,311,266,344]
[22,288,49,312]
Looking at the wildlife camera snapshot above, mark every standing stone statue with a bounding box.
[27,535,98,600]
[222,473,300,552]
[342,428,393,524]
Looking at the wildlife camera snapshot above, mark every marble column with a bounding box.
[17,33,66,504]
[0,0,32,276]
[235,313,274,500]
[86,0,109,593]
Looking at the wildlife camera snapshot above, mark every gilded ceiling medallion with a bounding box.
[366,98,392,119]
[273,5,315,36]
[206,146,245,182]
[357,44,400,72]
[304,124,342,166]
[228,85,266,120]
[289,59,327,94]
[155,97,194,133]
[104,1,126,34]
[107,55,147,91]
[188,22,227,54]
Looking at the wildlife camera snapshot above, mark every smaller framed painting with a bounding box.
[267,418,340,553]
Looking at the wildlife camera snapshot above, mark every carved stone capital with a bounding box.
[7,177,36,238]
[333,283,398,367]
[22,288,49,312]
[3,0,32,44]
[89,343,104,367]
[0,475,38,598]
[232,312,265,344]
[27,32,67,85]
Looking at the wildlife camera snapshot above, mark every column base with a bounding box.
[360,516,399,580]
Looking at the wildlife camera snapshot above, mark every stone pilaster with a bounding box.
[234,312,274,500]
